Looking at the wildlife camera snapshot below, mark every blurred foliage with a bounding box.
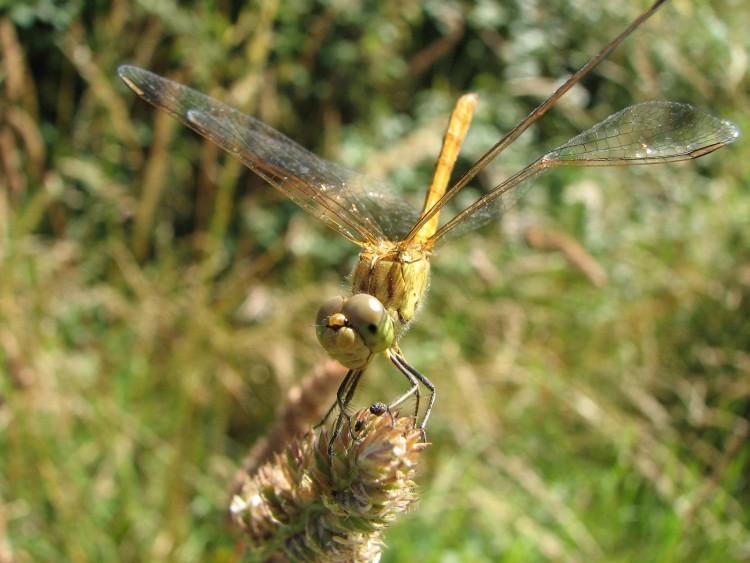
[1,0,749,561]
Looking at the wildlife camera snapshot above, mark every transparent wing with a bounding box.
[431,101,739,243]
[118,65,420,245]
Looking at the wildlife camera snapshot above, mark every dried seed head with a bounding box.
[231,407,427,562]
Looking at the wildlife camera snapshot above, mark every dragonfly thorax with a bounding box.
[351,243,431,336]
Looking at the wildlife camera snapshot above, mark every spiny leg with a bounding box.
[405,360,436,430]
[327,368,364,454]
[337,369,364,438]
[388,350,436,439]
[316,368,355,428]
[386,349,421,422]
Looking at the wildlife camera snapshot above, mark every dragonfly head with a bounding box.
[315,294,394,369]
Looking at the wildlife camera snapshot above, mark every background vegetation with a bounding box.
[1,0,748,560]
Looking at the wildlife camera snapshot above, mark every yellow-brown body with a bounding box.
[351,242,431,338]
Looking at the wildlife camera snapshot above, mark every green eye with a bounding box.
[315,294,394,369]
[342,294,394,354]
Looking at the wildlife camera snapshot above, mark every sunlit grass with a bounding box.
[2,0,748,560]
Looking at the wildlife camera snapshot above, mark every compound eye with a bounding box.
[316,296,345,327]
[342,294,394,354]
[342,294,385,330]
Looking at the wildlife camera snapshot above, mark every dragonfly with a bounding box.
[119,0,739,451]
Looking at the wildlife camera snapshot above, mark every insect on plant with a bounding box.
[119,0,739,452]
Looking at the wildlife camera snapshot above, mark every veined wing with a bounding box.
[429,101,739,243]
[118,65,420,245]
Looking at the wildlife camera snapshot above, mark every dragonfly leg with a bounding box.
[388,350,436,437]
[327,368,364,455]
[316,368,353,428]
[410,363,436,431]
[317,382,346,429]
[386,350,421,421]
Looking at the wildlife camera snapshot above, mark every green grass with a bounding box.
[2,0,749,560]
